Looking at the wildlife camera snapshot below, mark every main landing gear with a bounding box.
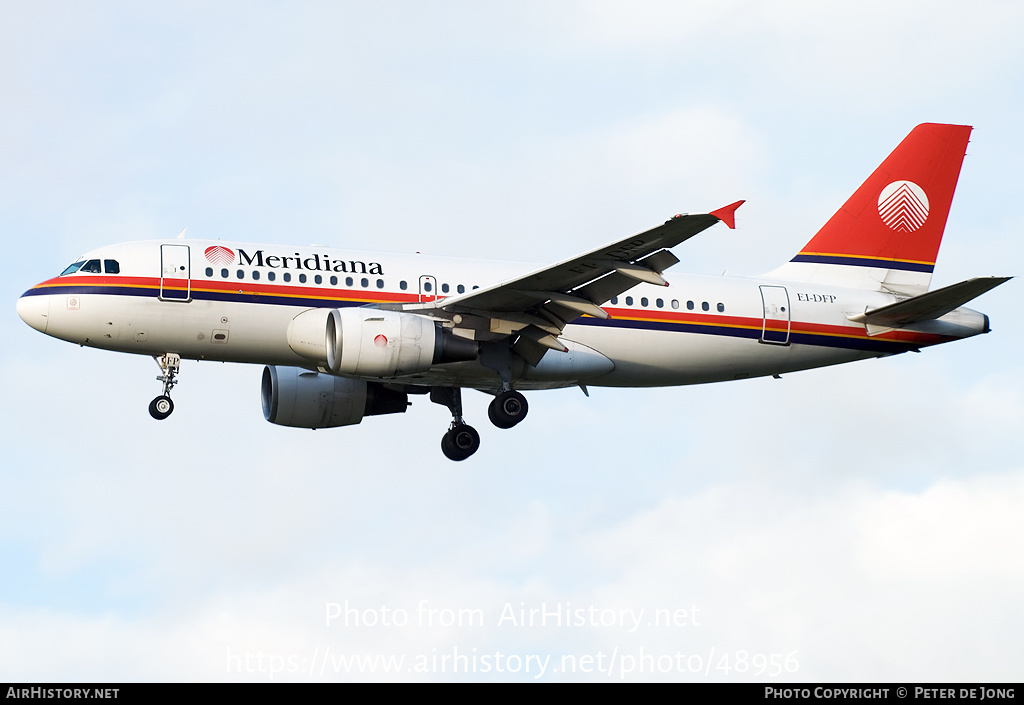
[441,423,481,462]
[149,353,180,420]
[431,387,479,461]
[431,387,530,461]
[487,390,528,429]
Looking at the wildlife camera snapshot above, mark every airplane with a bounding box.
[16,123,1010,461]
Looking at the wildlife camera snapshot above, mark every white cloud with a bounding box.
[4,464,1021,681]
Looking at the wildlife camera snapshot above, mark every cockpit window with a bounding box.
[60,261,85,276]
[80,259,101,273]
[104,259,120,274]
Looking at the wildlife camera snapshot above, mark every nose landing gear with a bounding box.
[148,395,174,420]
[149,353,180,420]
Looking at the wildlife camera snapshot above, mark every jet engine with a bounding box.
[286,308,477,377]
[261,365,408,429]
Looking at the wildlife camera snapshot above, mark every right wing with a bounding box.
[402,201,744,363]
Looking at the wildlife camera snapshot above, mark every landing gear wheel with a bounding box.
[149,354,181,420]
[441,423,480,461]
[149,395,174,420]
[488,390,528,429]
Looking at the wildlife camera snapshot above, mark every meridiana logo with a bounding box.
[877,180,929,232]
[204,245,235,265]
[202,244,385,274]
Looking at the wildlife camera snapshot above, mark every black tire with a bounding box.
[441,423,480,461]
[149,395,174,420]
[488,390,528,429]
[441,431,456,459]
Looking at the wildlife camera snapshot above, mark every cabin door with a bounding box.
[418,275,437,303]
[160,244,192,302]
[759,285,790,345]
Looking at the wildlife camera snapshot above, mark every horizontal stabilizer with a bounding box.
[848,276,1011,333]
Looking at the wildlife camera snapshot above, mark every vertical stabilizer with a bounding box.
[767,123,972,294]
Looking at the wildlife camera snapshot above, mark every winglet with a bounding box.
[709,200,745,229]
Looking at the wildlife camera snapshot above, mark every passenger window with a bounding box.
[346,277,353,286]
[611,297,618,305]
[252,271,260,280]
[640,297,648,307]
[424,282,432,292]
[702,301,709,311]
[717,303,725,312]
[671,300,679,309]
[104,260,120,274]
[205,267,213,277]
[283,273,291,282]
[236,270,244,280]
[400,280,408,291]
[441,283,450,294]
[360,278,368,288]
[299,274,307,283]
[268,272,276,282]
[220,268,228,278]
[687,300,694,310]
[330,276,337,286]
[314,275,322,285]
[457,284,465,294]
[376,279,384,289]
[625,296,633,306]
[656,298,664,308]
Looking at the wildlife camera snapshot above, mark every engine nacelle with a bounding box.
[286,307,479,376]
[327,308,434,376]
[261,365,408,429]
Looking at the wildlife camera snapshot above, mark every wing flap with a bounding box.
[567,249,681,318]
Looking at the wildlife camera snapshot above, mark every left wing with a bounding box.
[403,201,743,364]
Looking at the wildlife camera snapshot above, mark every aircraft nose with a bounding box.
[17,292,49,333]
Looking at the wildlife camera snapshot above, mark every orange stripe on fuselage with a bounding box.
[30,276,949,348]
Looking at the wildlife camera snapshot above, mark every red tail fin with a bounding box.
[772,123,971,293]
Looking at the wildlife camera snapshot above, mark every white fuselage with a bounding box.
[17,239,989,392]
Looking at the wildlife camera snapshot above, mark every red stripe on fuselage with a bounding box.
[29,275,950,349]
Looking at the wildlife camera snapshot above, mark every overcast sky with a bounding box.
[2,0,1022,682]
